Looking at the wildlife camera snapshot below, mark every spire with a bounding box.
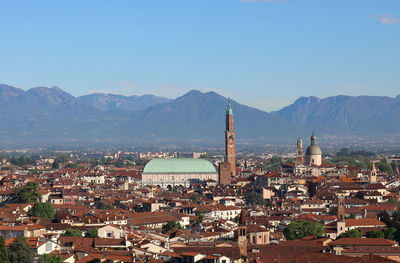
[372,161,376,172]
[226,97,233,115]
[239,209,246,225]
[311,130,317,145]
[297,137,303,146]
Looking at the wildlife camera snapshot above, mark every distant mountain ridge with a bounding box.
[273,95,400,135]
[78,93,171,112]
[0,83,399,146]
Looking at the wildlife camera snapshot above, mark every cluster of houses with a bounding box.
[0,153,399,263]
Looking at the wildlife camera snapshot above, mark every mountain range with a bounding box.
[0,83,399,147]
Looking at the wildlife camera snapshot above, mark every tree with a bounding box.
[195,213,204,225]
[328,207,338,216]
[189,194,198,202]
[245,191,267,206]
[376,159,394,174]
[0,236,10,263]
[28,202,55,219]
[338,229,362,239]
[61,228,83,237]
[384,227,397,240]
[346,213,356,219]
[11,182,40,203]
[7,236,34,263]
[162,221,182,234]
[94,201,113,210]
[38,254,65,263]
[85,228,98,238]
[388,199,399,204]
[283,221,324,240]
[366,230,385,238]
[64,163,79,169]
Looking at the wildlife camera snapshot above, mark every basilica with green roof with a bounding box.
[141,158,218,188]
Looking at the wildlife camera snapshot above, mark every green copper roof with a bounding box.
[226,103,233,115]
[142,158,217,174]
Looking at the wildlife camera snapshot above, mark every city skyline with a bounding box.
[0,0,399,111]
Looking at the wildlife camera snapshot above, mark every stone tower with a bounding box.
[370,161,377,183]
[225,100,236,177]
[337,196,345,221]
[296,137,303,165]
[237,209,247,256]
[336,196,346,236]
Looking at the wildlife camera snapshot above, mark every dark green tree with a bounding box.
[195,213,204,225]
[189,194,198,202]
[245,191,267,206]
[7,236,34,263]
[388,199,399,204]
[38,254,65,263]
[11,182,40,203]
[52,159,60,169]
[28,202,55,219]
[0,236,10,263]
[162,221,182,234]
[64,163,79,169]
[283,221,324,240]
[366,230,385,238]
[384,227,397,240]
[85,228,98,238]
[377,159,394,174]
[346,213,356,219]
[328,207,338,216]
[61,228,82,237]
[338,229,362,239]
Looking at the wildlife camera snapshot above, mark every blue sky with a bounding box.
[0,0,399,111]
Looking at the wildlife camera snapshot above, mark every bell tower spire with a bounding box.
[225,98,236,177]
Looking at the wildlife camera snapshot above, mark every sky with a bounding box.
[0,0,399,111]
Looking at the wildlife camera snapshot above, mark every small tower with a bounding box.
[237,209,247,256]
[225,99,236,177]
[296,137,303,165]
[370,161,377,183]
[336,196,346,236]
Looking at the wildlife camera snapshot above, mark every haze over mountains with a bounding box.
[0,84,399,147]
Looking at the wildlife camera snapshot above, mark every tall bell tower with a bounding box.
[296,137,303,165]
[225,99,236,177]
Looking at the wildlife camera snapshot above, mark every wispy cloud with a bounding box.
[372,14,400,25]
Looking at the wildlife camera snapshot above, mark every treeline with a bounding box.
[337,148,375,157]
[331,148,396,174]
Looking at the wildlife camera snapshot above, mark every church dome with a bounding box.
[306,144,322,156]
